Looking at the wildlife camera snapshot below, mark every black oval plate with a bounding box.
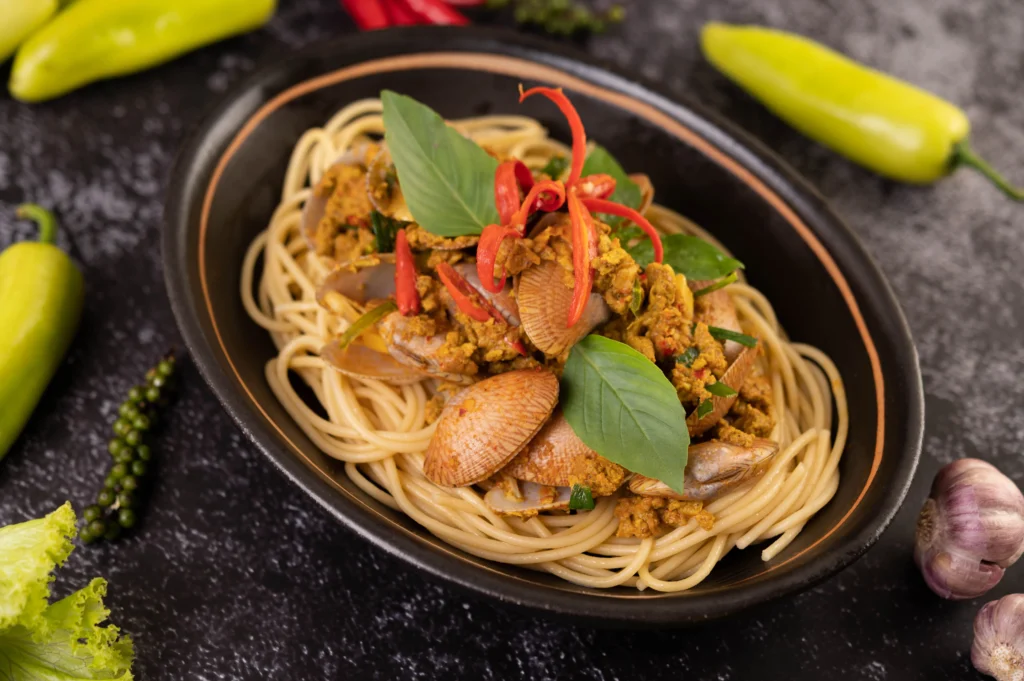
[163,27,923,625]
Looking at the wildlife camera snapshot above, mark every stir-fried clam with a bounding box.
[317,254,396,308]
[301,143,376,249]
[423,369,559,486]
[320,341,425,385]
[629,437,779,501]
[687,344,759,437]
[484,482,572,516]
[377,311,478,386]
[451,263,520,326]
[365,146,415,222]
[503,411,593,487]
[516,260,610,357]
[691,280,744,362]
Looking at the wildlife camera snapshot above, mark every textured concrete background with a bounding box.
[1,1,1022,679]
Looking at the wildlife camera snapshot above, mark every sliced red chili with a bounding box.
[509,179,566,230]
[513,160,535,192]
[341,0,391,29]
[494,160,522,225]
[394,228,421,315]
[436,263,491,322]
[519,86,587,186]
[476,223,521,293]
[582,198,664,264]
[396,0,470,24]
[384,0,420,24]
[576,173,617,200]
[566,188,595,328]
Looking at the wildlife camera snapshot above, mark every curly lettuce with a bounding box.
[0,503,134,680]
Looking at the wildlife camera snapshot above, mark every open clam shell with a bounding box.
[378,310,477,386]
[316,254,396,309]
[484,482,571,516]
[366,146,414,222]
[453,262,520,326]
[516,260,610,357]
[630,437,778,501]
[504,410,594,487]
[301,143,374,249]
[423,369,559,487]
[686,344,759,437]
[691,281,743,362]
[321,341,425,385]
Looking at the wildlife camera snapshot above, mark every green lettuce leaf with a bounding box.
[0,504,134,680]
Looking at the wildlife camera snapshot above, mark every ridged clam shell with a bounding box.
[424,369,559,487]
[629,437,778,501]
[687,344,758,437]
[484,482,571,516]
[321,341,425,385]
[504,411,595,487]
[516,260,610,357]
[377,311,476,386]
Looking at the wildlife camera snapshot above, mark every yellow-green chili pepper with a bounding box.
[9,0,277,102]
[0,205,84,459]
[701,22,1023,200]
[0,0,62,64]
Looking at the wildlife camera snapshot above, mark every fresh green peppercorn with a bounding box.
[113,419,130,436]
[120,476,139,493]
[83,505,103,523]
[110,463,129,479]
[117,508,137,529]
[97,489,116,507]
[88,519,108,537]
[114,451,134,466]
[146,368,157,382]
[131,460,148,477]
[124,429,141,446]
[119,402,139,419]
[589,18,606,32]
[513,5,533,22]
[80,527,100,544]
[606,4,625,22]
[104,474,119,489]
[132,414,151,431]
[145,386,161,403]
[150,374,166,389]
[136,444,152,461]
[108,438,126,456]
[116,490,136,508]
[103,523,121,541]
[127,386,145,403]
[157,360,175,377]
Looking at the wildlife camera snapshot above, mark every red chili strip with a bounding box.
[513,160,535,191]
[509,179,566,230]
[397,0,470,24]
[576,173,617,200]
[341,0,391,29]
[582,198,664,263]
[494,160,522,225]
[441,0,483,5]
[519,86,587,185]
[476,224,520,293]
[436,263,491,322]
[394,229,421,315]
[385,0,421,24]
[566,189,595,328]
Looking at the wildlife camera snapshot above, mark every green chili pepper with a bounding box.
[337,300,399,350]
[701,23,1023,200]
[0,205,84,459]
[9,0,277,102]
[0,0,62,64]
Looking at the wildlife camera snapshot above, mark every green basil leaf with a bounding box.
[629,279,644,314]
[676,346,699,367]
[540,155,569,180]
[705,382,738,398]
[562,335,689,492]
[382,91,499,237]
[569,484,595,511]
[696,399,713,419]
[580,145,641,227]
[628,234,744,281]
[369,210,404,253]
[708,326,758,348]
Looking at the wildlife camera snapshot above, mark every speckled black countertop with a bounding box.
[1,1,1023,679]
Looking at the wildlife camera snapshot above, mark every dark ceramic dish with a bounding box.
[163,27,923,625]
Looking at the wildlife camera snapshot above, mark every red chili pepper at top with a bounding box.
[519,86,587,186]
[394,228,421,315]
[582,198,663,263]
[395,0,469,25]
[566,188,596,328]
[340,0,391,29]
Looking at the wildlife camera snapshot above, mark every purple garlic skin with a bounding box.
[915,458,1024,600]
[972,594,1024,681]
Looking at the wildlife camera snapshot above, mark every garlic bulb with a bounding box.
[973,594,1024,680]
[915,459,1024,600]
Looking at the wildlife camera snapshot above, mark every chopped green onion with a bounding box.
[705,382,738,398]
[540,155,570,180]
[337,300,398,350]
[676,346,699,367]
[370,210,404,253]
[696,399,713,419]
[630,279,644,314]
[692,271,738,298]
[708,326,758,347]
[569,484,595,510]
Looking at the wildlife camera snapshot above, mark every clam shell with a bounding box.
[301,144,374,249]
[378,310,477,386]
[629,437,778,501]
[516,260,610,357]
[321,341,425,385]
[453,262,520,326]
[504,411,595,487]
[484,482,571,516]
[691,281,743,362]
[316,255,396,308]
[366,146,414,222]
[424,369,559,487]
[687,344,758,437]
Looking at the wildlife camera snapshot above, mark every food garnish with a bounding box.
[707,326,758,348]
[540,155,570,180]
[692,272,738,298]
[701,22,1023,201]
[705,382,738,398]
[914,459,1024,600]
[676,346,700,368]
[628,233,743,282]
[369,210,404,253]
[568,484,595,511]
[394,228,422,315]
[0,204,84,461]
[0,503,134,679]
[81,352,178,543]
[579,145,641,226]
[561,336,689,492]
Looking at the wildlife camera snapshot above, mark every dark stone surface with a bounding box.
[1,1,1022,678]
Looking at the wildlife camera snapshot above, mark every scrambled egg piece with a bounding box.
[614,496,715,538]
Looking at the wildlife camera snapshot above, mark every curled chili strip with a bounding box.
[582,198,664,264]
[566,188,596,328]
[476,223,521,293]
[394,228,421,315]
[436,262,491,322]
[510,179,566,230]
[494,160,522,225]
[519,85,587,185]
[576,173,617,200]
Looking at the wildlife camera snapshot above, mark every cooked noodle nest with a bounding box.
[240,98,848,592]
